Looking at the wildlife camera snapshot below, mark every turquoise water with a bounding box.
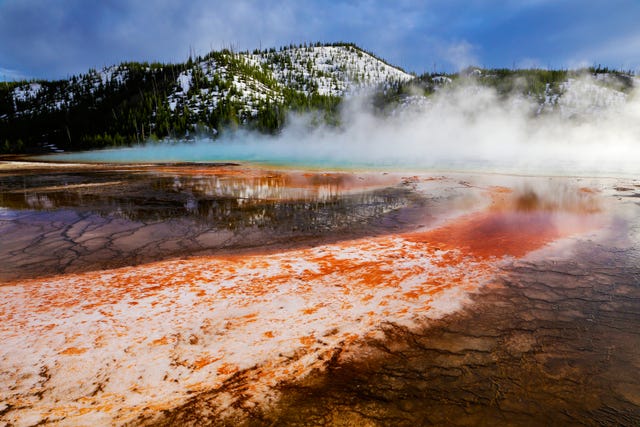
[34,138,455,170]
[34,137,638,178]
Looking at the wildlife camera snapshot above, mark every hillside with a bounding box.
[0,43,413,153]
[382,67,637,119]
[1,42,638,155]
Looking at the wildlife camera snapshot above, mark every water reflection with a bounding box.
[0,171,408,230]
[0,167,419,281]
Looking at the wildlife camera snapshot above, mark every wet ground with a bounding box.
[1,162,639,426]
[145,179,640,427]
[248,239,640,427]
[0,164,430,282]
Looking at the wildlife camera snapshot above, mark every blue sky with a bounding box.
[1,0,640,81]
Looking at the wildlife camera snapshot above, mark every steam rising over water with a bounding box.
[44,81,640,176]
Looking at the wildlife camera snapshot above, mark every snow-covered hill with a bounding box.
[7,45,635,124]
[166,44,414,119]
[0,42,416,152]
[247,45,413,96]
[166,55,284,119]
[391,70,638,119]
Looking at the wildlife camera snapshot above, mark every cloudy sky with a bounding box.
[1,0,640,81]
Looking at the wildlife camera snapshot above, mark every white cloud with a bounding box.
[438,40,479,70]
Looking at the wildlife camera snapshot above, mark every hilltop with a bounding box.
[0,42,637,154]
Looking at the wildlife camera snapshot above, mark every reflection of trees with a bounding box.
[106,189,407,232]
[166,174,347,203]
[188,190,407,232]
[0,172,412,233]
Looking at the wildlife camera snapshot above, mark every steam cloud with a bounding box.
[52,75,640,177]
